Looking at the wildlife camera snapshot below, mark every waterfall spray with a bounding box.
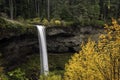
[36,25,49,75]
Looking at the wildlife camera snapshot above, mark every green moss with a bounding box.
[0,17,36,36]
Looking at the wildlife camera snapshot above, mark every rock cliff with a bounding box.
[0,18,104,69]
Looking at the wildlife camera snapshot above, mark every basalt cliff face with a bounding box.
[0,18,104,69]
[0,26,103,54]
[46,26,103,53]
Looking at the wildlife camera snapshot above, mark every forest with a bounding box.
[0,0,120,80]
[0,0,120,25]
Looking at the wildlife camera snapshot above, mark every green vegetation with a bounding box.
[39,73,62,80]
[8,68,28,80]
[0,18,120,80]
[0,0,120,79]
[0,0,120,26]
[0,53,71,80]
[0,17,37,36]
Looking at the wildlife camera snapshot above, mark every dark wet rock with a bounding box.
[0,23,104,69]
[0,26,104,54]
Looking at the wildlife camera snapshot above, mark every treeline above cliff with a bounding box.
[0,0,120,26]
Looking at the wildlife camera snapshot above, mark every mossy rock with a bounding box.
[0,17,7,27]
[0,17,36,37]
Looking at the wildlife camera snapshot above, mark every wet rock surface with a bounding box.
[0,25,103,69]
[0,26,103,54]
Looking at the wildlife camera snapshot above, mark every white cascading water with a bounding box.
[36,25,49,75]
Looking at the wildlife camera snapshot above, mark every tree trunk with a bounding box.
[36,0,40,17]
[47,0,50,20]
[9,0,13,19]
[13,0,16,18]
[35,0,37,17]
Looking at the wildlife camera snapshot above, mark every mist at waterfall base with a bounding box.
[36,25,49,75]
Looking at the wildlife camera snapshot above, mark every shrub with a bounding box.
[25,18,41,24]
[0,67,8,80]
[0,74,8,80]
[62,21,74,27]
[50,19,62,26]
[64,19,120,80]
[32,18,41,24]
[18,54,40,80]
[97,18,120,80]
[64,40,104,80]
[39,72,62,80]
[8,68,28,80]
[42,18,49,26]
[54,20,61,26]
[50,19,55,26]
[90,19,105,26]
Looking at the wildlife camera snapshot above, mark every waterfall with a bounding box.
[36,25,49,75]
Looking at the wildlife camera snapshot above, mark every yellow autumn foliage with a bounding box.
[54,20,61,26]
[64,19,120,80]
